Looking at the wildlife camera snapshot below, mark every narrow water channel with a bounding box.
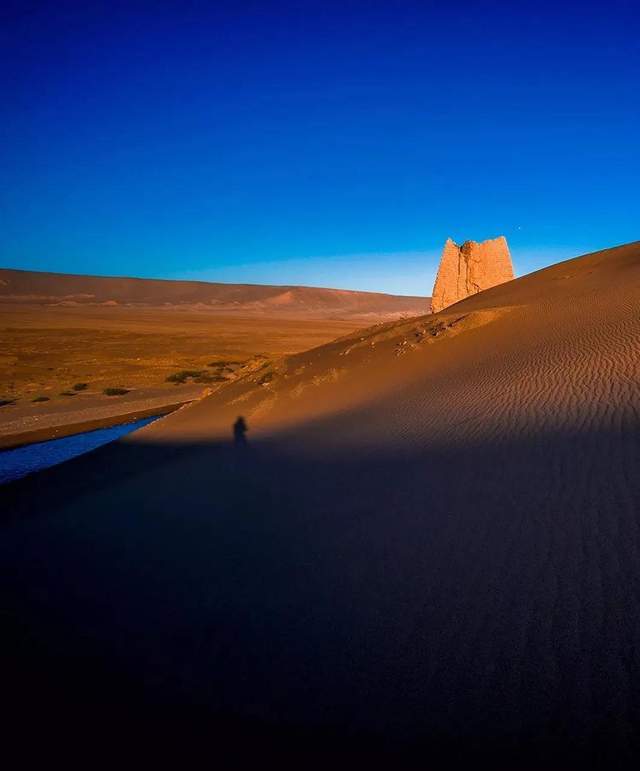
[0,416,158,485]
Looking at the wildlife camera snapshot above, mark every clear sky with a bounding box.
[2,0,638,295]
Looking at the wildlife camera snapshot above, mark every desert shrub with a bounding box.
[73,382,88,391]
[207,360,242,368]
[103,387,129,396]
[60,391,76,396]
[32,396,50,402]
[166,370,204,384]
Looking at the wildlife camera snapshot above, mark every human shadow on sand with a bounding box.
[233,415,248,446]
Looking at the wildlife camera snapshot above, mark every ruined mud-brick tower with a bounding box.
[431,236,514,313]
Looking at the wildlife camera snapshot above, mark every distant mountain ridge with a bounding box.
[0,267,429,320]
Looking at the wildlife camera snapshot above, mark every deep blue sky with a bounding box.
[2,0,638,294]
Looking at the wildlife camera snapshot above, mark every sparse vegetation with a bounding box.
[166,366,237,386]
[60,391,76,396]
[207,360,242,368]
[166,370,205,384]
[0,399,16,407]
[73,382,88,391]
[32,396,50,402]
[103,387,129,396]
[1,306,362,404]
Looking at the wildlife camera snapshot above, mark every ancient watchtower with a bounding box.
[431,236,514,313]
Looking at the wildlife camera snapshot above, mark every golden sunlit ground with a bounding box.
[0,304,363,406]
[0,303,373,446]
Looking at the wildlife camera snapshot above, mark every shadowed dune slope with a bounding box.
[2,241,640,767]
[0,267,428,319]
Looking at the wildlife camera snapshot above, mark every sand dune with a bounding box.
[131,240,640,448]
[3,241,640,767]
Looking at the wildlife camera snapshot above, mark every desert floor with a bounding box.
[0,305,364,444]
[3,242,640,767]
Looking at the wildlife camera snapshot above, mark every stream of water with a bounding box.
[0,416,158,485]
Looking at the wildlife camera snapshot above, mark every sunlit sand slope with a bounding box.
[2,241,640,766]
[138,239,640,448]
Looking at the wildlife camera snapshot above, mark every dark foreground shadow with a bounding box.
[2,420,640,768]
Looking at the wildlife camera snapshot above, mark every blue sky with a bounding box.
[1,0,638,295]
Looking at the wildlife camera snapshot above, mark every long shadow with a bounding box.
[2,420,640,768]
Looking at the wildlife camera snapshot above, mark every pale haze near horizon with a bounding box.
[167,242,590,297]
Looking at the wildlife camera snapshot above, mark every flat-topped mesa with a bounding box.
[431,236,514,313]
